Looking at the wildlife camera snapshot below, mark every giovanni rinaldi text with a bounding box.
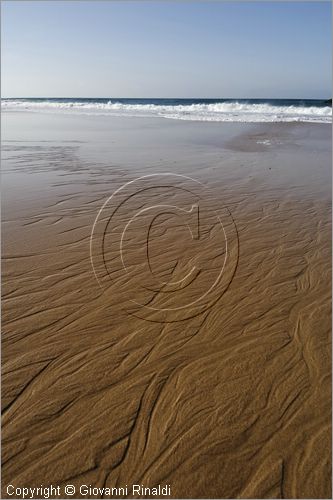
[6,484,172,498]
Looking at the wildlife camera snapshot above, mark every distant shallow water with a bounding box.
[2,112,331,202]
[2,97,332,123]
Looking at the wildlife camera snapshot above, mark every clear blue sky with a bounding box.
[2,1,331,98]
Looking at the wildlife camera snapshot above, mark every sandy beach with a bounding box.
[2,111,331,498]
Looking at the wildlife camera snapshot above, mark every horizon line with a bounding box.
[2,96,331,100]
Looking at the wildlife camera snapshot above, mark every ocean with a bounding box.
[2,98,331,123]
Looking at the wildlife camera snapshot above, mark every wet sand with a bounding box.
[2,113,331,498]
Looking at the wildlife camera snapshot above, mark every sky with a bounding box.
[2,1,332,99]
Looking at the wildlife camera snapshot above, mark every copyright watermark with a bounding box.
[90,173,238,322]
[6,483,171,498]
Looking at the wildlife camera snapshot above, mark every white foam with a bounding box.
[2,99,331,123]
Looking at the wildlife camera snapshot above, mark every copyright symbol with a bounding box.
[65,485,75,496]
[90,173,238,322]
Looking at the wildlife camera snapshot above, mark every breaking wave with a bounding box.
[2,98,331,123]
